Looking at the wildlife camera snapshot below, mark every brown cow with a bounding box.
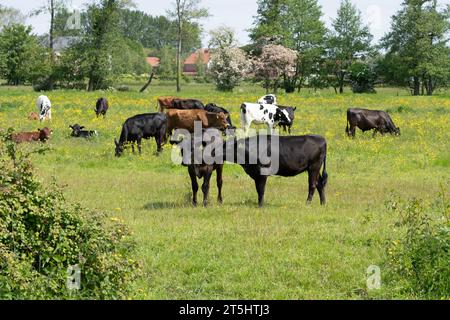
[11,128,52,143]
[157,96,178,112]
[28,112,39,120]
[166,109,229,135]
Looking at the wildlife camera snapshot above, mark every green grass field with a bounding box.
[0,84,448,299]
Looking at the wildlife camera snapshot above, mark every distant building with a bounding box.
[183,48,211,75]
[146,57,160,70]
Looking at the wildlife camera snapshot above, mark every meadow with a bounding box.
[0,83,448,299]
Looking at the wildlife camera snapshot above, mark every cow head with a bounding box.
[114,138,124,157]
[70,124,85,137]
[274,108,292,125]
[258,95,277,105]
[39,103,50,121]
[211,112,229,131]
[39,127,52,142]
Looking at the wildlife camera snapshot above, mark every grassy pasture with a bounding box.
[0,84,448,299]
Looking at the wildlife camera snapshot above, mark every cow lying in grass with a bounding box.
[11,128,52,143]
[69,124,98,138]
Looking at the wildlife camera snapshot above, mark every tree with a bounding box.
[250,0,289,43]
[32,0,69,89]
[209,47,249,92]
[80,0,130,91]
[250,0,327,93]
[348,60,377,93]
[0,5,26,31]
[209,26,238,49]
[326,0,373,94]
[0,24,50,86]
[381,0,450,95]
[253,44,297,93]
[167,0,209,92]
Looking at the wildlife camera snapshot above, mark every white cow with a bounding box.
[36,95,52,121]
[240,103,292,135]
[257,94,277,105]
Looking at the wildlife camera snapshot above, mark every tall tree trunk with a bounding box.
[176,2,182,93]
[140,72,155,93]
[413,76,420,96]
[48,0,55,90]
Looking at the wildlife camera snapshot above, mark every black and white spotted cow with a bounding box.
[258,94,277,105]
[240,103,292,135]
[36,95,52,121]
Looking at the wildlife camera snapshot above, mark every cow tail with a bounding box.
[320,145,328,188]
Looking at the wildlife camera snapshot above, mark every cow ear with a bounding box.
[294,107,297,111]
[80,126,85,130]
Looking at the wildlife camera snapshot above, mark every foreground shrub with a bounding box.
[0,130,139,299]
[385,191,450,299]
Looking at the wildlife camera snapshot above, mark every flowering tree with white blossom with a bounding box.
[209,47,249,92]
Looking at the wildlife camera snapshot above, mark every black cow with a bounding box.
[171,131,223,207]
[205,103,235,129]
[172,99,205,110]
[95,98,109,118]
[346,108,400,138]
[224,135,328,207]
[115,113,167,157]
[277,106,297,134]
[69,124,98,138]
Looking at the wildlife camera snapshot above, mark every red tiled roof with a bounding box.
[184,49,210,65]
[146,57,160,68]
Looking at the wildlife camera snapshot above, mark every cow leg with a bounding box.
[317,175,327,206]
[351,126,356,138]
[137,138,142,154]
[155,135,163,154]
[131,143,135,153]
[188,166,199,207]
[202,171,213,207]
[216,165,223,204]
[254,176,268,208]
[307,168,320,204]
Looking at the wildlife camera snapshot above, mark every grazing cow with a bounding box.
[277,106,297,134]
[11,128,52,143]
[258,94,277,105]
[166,109,229,135]
[172,99,205,110]
[115,113,167,157]
[36,95,52,121]
[157,96,178,112]
[240,103,292,135]
[205,103,235,129]
[346,108,400,138]
[224,135,328,207]
[28,112,39,120]
[69,124,98,138]
[95,98,109,118]
[171,131,224,207]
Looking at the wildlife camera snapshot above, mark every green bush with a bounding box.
[385,191,450,299]
[0,130,139,299]
[349,61,377,94]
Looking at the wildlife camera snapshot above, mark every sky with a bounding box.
[2,0,449,45]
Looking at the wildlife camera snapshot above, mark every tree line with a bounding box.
[0,0,448,95]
